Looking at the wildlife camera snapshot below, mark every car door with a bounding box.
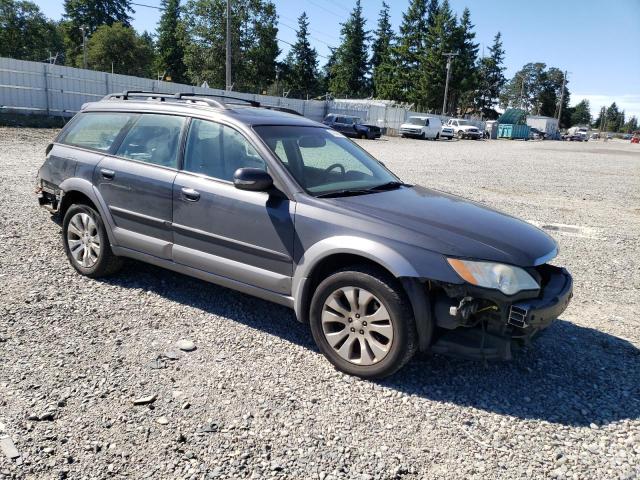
[95,113,186,260]
[171,118,294,295]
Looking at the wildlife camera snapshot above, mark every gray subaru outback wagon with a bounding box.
[36,91,573,378]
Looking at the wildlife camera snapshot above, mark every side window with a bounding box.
[336,116,345,124]
[116,114,184,168]
[183,119,266,181]
[61,112,133,152]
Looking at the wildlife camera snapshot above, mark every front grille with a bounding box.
[508,305,528,328]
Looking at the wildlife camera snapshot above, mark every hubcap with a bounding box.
[67,212,100,268]
[321,287,394,366]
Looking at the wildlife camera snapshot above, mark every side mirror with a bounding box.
[233,168,273,192]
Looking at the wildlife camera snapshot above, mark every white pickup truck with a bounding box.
[446,119,482,140]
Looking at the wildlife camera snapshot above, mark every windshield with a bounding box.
[254,126,400,196]
[456,120,471,126]
[408,117,425,125]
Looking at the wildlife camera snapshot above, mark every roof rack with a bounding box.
[103,91,263,109]
[102,91,302,117]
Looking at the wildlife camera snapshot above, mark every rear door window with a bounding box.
[115,114,185,168]
[61,112,133,152]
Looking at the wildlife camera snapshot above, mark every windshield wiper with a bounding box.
[315,182,406,198]
[366,181,406,191]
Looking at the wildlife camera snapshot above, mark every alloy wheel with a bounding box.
[67,212,101,268]
[321,286,394,365]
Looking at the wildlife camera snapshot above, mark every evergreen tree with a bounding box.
[476,32,505,117]
[622,116,637,133]
[605,102,620,131]
[156,0,187,83]
[282,12,319,97]
[570,99,591,126]
[448,7,478,114]
[329,0,369,97]
[393,0,429,103]
[0,0,64,62]
[421,0,457,111]
[371,2,394,97]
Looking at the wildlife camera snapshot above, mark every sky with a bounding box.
[35,0,640,119]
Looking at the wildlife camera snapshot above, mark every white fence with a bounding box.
[0,57,484,134]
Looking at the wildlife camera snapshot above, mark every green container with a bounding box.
[498,123,530,139]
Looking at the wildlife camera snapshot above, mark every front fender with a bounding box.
[291,235,460,321]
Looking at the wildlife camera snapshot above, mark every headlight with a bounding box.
[447,258,539,295]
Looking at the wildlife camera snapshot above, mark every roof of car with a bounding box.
[83,97,324,128]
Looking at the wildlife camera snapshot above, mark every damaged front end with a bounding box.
[427,264,573,360]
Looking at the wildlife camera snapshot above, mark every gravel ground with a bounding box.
[1,128,639,480]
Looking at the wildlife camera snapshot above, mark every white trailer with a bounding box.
[526,116,559,137]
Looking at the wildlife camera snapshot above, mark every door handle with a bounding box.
[100,168,115,180]
[181,187,200,202]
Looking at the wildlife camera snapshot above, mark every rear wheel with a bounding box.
[420,132,426,140]
[309,266,417,379]
[457,130,464,139]
[63,203,122,278]
[435,132,440,140]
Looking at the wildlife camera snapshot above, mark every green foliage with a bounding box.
[570,99,591,126]
[622,116,638,133]
[370,1,395,98]
[500,63,570,124]
[0,0,64,62]
[328,0,370,98]
[86,22,154,76]
[62,0,133,66]
[447,7,478,114]
[420,0,457,111]
[476,32,505,116]
[182,0,279,92]
[282,12,319,97]
[156,0,187,83]
[390,0,429,103]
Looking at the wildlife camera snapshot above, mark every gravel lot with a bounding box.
[1,128,639,480]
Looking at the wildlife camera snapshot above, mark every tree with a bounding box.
[393,0,429,103]
[156,0,187,83]
[62,0,133,66]
[282,12,319,97]
[622,116,638,133]
[182,0,279,91]
[475,31,505,118]
[0,0,64,62]
[421,0,457,111]
[244,0,279,93]
[86,22,154,76]
[604,102,622,132]
[370,1,394,97]
[500,63,570,124]
[448,7,478,114]
[570,99,591,126]
[329,0,369,97]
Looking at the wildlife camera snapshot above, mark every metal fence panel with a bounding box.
[0,57,485,132]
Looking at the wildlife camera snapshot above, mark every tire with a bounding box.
[435,133,440,140]
[457,130,464,140]
[420,132,426,140]
[309,265,418,379]
[63,203,123,278]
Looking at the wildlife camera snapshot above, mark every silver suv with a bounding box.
[36,91,573,378]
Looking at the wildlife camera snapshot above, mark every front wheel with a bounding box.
[457,130,464,139]
[63,203,123,278]
[309,266,418,379]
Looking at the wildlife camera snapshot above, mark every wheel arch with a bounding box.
[58,178,116,244]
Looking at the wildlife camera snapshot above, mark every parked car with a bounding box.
[445,119,482,139]
[440,124,455,140]
[399,116,442,140]
[529,127,545,140]
[36,91,573,379]
[323,114,381,140]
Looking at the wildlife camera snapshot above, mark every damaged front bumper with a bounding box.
[429,265,573,360]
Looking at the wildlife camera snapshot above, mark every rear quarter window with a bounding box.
[60,112,134,152]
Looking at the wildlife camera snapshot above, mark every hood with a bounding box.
[458,125,479,131]
[329,185,557,267]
